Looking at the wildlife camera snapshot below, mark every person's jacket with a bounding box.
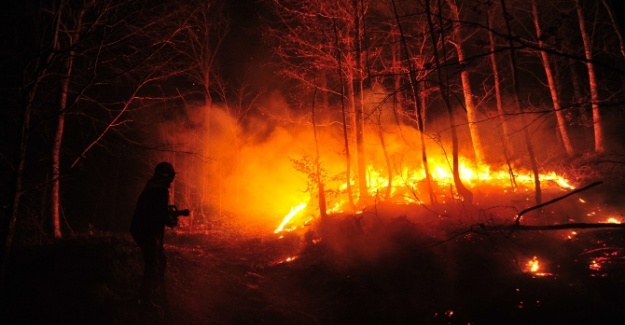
[130,176,176,246]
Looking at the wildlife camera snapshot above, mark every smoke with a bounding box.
[151,84,619,236]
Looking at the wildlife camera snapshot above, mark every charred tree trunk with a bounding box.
[391,0,436,204]
[501,0,542,205]
[486,6,514,159]
[575,0,605,153]
[425,0,473,204]
[311,86,327,218]
[353,0,369,204]
[333,21,355,209]
[531,0,574,157]
[567,55,589,123]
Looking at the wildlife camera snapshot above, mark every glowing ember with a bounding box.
[526,256,540,273]
[602,217,621,224]
[589,259,601,271]
[566,231,578,240]
[270,256,299,266]
[524,256,552,277]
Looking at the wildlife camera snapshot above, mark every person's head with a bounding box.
[154,161,175,182]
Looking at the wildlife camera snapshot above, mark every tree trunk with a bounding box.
[353,0,369,204]
[531,0,574,157]
[567,56,588,123]
[3,69,39,288]
[602,0,625,59]
[425,0,473,204]
[51,5,86,239]
[575,0,605,153]
[501,0,541,205]
[311,86,327,218]
[391,0,436,204]
[487,7,514,159]
[446,0,486,165]
[333,21,355,209]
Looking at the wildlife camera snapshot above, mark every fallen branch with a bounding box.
[487,222,625,231]
[514,181,603,225]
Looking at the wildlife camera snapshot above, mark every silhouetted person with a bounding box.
[130,162,178,307]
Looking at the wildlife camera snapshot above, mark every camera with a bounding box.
[168,205,190,217]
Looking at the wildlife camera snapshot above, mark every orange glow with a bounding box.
[177,105,577,235]
[273,155,575,233]
[566,231,577,240]
[274,203,307,233]
[524,256,551,277]
[526,256,540,273]
[589,259,601,271]
[602,217,621,224]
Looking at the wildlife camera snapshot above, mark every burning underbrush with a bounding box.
[261,209,625,324]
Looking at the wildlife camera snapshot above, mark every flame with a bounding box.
[524,256,552,277]
[274,203,307,233]
[273,155,575,232]
[526,256,540,273]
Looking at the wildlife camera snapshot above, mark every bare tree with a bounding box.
[425,0,473,204]
[530,0,574,157]
[3,0,191,243]
[575,0,605,153]
[446,0,486,165]
[500,0,542,204]
[269,0,376,209]
[167,0,230,108]
[390,0,437,204]
[601,0,625,59]
[485,3,514,158]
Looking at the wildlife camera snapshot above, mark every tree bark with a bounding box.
[51,4,87,239]
[333,21,355,209]
[500,0,542,205]
[311,86,328,218]
[486,6,514,159]
[575,0,605,153]
[353,0,369,204]
[425,0,473,204]
[531,0,574,157]
[601,0,625,59]
[391,0,436,204]
[446,0,486,165]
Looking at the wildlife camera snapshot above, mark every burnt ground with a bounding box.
[2,217,625,325]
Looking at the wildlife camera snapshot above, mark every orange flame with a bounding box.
[526,256,540,273]
[274,156,575,232]
[274,203,307,233]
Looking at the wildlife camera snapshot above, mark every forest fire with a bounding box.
[274,156,577,234]
[5,0,625,323]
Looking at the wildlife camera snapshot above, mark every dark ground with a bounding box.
[2,216,625,325]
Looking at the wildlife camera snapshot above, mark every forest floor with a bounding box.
[2,221,625,325]
[3,153,625,324]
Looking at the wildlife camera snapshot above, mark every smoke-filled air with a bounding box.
[5,0,625,323]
